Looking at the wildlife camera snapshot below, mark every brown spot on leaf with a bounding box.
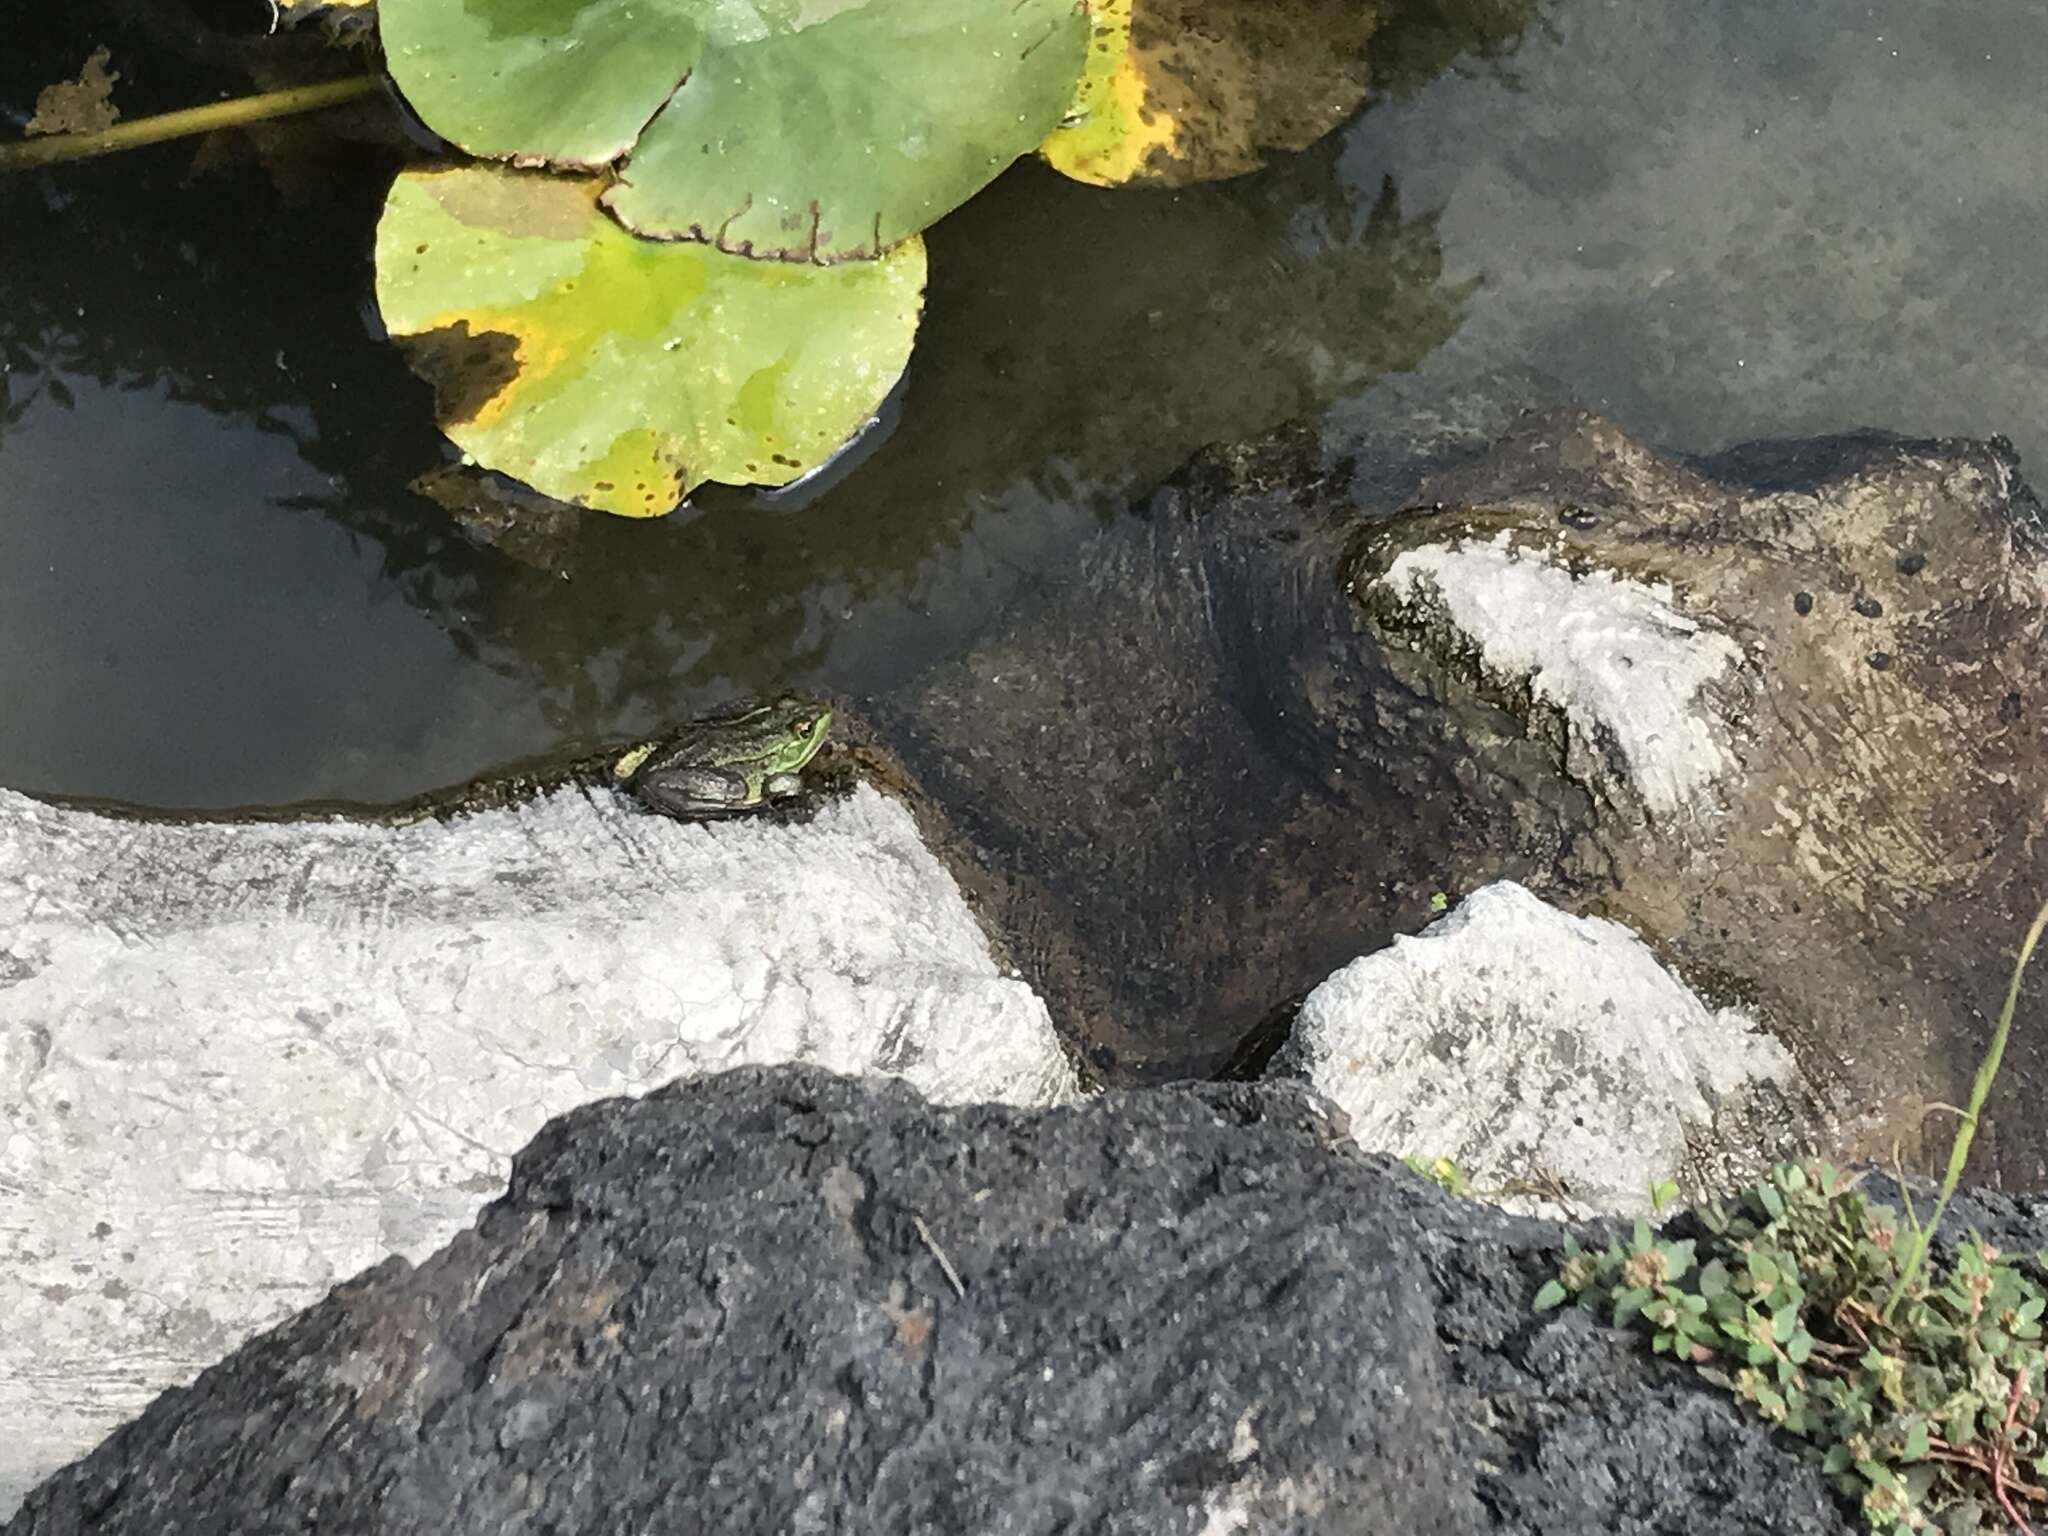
[397,321,521,426]
[417,166,598,239]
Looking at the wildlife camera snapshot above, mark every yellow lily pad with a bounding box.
[373,164,925,517]
[1041,0,1387,187]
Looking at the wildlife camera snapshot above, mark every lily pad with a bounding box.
[378,0,1089,261]
[1040,0,1386,186]
[373,164,926,516]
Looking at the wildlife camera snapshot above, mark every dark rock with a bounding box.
[1343,412,2048,1188]
[7,1067,1856,1536]
[869,424,1563,1083]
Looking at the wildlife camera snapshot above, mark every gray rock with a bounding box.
[1280,880,1816,1215]
[6,1066,1855,1536]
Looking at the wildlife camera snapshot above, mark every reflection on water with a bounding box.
[1336,0,2048,463]
[7,0,2043,806]
[0,1,1497,804]
[0,379,552,804]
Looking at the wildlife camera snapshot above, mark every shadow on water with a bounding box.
[0,0,1531,807]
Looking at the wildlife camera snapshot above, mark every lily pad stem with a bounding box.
[1881,889,2048,1322]
[0,76,380,172]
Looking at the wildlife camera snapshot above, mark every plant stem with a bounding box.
[0,76,379,172]
[1882,890,2048,1322]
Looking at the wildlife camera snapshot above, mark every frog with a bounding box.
[614,695,833,820]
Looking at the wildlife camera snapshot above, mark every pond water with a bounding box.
[3,0,2043,807]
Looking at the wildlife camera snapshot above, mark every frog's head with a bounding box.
[761,695,833,778]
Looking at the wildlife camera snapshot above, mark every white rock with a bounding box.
[1379,533,1745,818]
[1280,881,1806,1217]
[0,782,1073,1515]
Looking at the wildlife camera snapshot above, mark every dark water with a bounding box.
[3,0,2041,806]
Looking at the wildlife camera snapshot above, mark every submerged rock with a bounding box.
[867,425,1491,1083]
[1347,413,2048,1185]
[881,410,2048,1189]
[0,783,1072,1516]
[1280,880,1813,1215]
[3,1066,1861,1536]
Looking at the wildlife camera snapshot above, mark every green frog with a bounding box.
[614,695,833,819]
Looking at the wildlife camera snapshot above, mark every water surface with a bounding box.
[2,0,2040,804]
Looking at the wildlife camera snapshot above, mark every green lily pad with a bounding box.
[373,164,926,516]
[379,0,1089,261]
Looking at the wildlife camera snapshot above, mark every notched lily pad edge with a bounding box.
[598,182,900,266]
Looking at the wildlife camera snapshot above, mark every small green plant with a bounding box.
[1540,896,2048,1534]
[1540,1163,2048,1531]
[1406,1153,1475,1198]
